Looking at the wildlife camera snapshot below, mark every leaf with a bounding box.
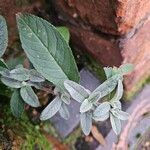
[20,86,40,107]
[111,109,129,120]
[16,13,79,91]
[104,67,113,79]
[9,68,30,81]
[56,26,70,43]
[0,15,8,57]
[89,75,121,103]
[61,92,71,105]
[1,77,23,88]
[59,103,70,120]
[93,102,110,118]
[0,58,8,71]
[29,69,45,82]
[10,89,24,118]
[110,113,121,135]
[118,63,134,75]
[80,99,93,113]
[93,111,109,121]
[110,101,122,109]
[80,112,92,136]
[40,96,62,120]
[64,80,90,103]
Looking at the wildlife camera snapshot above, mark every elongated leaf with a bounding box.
[111,109,129,120]
[93,102,110,117]
[93,111,109,121]
[80,99,93,113]
[0,15,8,57]
[17,13,79,91]
[110,113,121,135]
[10,89,24,118]
[59,103,70,120]
[1,77,23,88]
[29,69,45,82]
[56,27,70,43]
[89,75,121,103]
[64,80,90,103]
[40,96,62,120]
[119,63,134,75]
[104,67,113,79]
[80,112,92,136]
[20,86,40,107]
[61,92,71,105]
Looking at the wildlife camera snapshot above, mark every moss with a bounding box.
[0,102,53,150]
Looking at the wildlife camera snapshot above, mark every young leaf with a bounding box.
[80,112,92,136]
[29,69,45,82]
[89,75,121,103]
[16,13,79,91]
[93,111,109,121]
[61,92,71,105]
[1,77,23,88]
[40,96,62,120]
[10,89,24,118]
[111,109,129,120]
[104,67,113,79]
[0,15,8,57]
[110,113,121,135]
[93,102,110,118]
[56,26,70,43]
[20,86,40,107]
[64,80,90,103]
[59,103,70,120]
[118,63,134,75]
[80,99,93,113]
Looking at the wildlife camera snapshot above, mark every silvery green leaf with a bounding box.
[110,113,121,135]
[26,81,43,89]
[80,112,92,136]
[17,13,79,91]
[64,80,90,103]
[80,99,93,113]
[0,59,8,71]
[89,75,121,103]
[15,64,24,69]
[93,102,110,117]
[93,111,109,121]
[118,63,134,75]
[9,68,30,81]
[104,67,113,79]
[20,86,40,107]
[1,77,23,88]
[10,89,24,118]
[110,79,123,102]
[59,103,70,120]
[111,109,129,120]
[40,96,62,120]
[61,92,71,105]
[29,69,45,82]
[0,15,8,57]
[110,101,122,109]
[56,26,70,43]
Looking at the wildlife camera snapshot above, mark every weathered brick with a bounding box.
[52,0,150,35]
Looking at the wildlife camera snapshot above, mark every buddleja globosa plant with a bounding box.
[0,13,134,136]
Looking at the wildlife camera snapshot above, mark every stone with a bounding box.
[52,0,150,35]
[51,68,101,137]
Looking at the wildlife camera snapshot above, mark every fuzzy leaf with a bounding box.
[64,80,90,103]
[0,15,8,57]
[93,111,109,121]
[17,13,79,91]
[10,89,24,118]
[59,103,70,120]
[104,67,113,79]
[56,26,70,43]
[80,112,92,136]
[119,63,134,75]
[40,96,62,120]
[110,101,122,109]
[111,109,129,120]
[29,69,45,82]
[1,77,23,88]
[110,113,121,135]
[20,86,40,107]
[93,102,110,117]
[61,92,71,105]
[80,99,93,113]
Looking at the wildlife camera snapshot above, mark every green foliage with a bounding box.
[16,13,79,91]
